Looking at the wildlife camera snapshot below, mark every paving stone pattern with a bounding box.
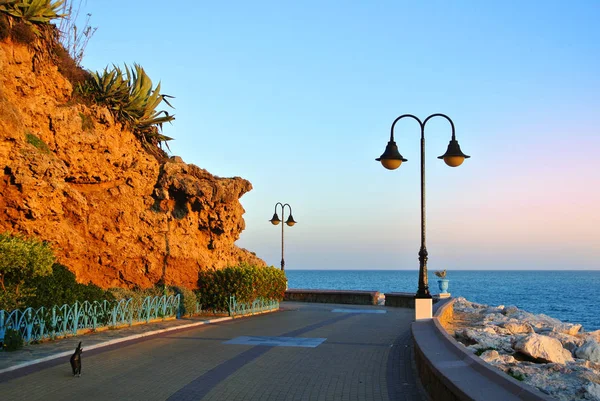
[0,302,425,401]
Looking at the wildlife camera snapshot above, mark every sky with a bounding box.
[74,0,599,270]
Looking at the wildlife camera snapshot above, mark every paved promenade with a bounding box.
[0,302,424,401]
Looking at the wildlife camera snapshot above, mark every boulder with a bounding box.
[587,330,600,343]
[480,350,517,364]
[547,331,584,353]
[513,334,574,364]
[458,329,514,353]
[575,340,600,363]
[504,322,534,335]
[503,305,520,316]
[553,323,582,336]
[585,383,600,401]
[483,312,507,325]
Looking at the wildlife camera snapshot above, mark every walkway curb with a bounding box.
[0,315,235,376]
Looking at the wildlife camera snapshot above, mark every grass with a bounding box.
[507,370,526,382]
[79,112,94,131]
[25,131,50,153]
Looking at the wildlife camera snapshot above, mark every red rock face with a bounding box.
[0,39,265,289]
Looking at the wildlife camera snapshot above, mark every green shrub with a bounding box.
[507,370,526,382]
[0,232,54,310]
[0,285,24,311]
[2,328,24,351]
[25,264,113,309]
[24,131,50,153]
[107,285,173,311]
[196,264,286,312]
[171,286,198,317]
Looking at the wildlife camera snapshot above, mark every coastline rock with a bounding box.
[585,383,600,401]
[503,305,520,316]
[513,333,574,364]
[553,323,582,336]
[480,350,516,364]
[547,331,584,353]
[575,340,600,363]
[456,328,514,353]
[450,298,600,401]
[504,322,535,335]
[588,330,600,343]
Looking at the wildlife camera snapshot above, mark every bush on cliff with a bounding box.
[197,264,286,312]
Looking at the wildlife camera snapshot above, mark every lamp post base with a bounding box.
[415,298,433,320]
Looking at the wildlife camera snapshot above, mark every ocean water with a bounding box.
[285,270,600,331]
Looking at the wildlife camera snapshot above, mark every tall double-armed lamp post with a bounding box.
[269,202,297,271]
[376,113,470,320]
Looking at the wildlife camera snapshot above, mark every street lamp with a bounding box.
[269,202,297,271]
[376,113,470,320]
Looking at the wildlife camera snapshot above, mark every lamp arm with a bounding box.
[273,202,284,214]
[282,203,293,218]
[389,114,423,141]
[422,113,456,140]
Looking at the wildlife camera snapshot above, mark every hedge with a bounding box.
[197,264,286,312]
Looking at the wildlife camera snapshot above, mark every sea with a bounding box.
[286,270,600,331]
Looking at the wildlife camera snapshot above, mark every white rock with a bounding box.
[547,331,584,353]
[480,350,517,364]
[513,334,574,364]
[483,312,507,325]
[575,340,600,363]
[504,322,534,334]
[587,330,600,343]
[554,323,582,336]
[484,306,505,314]
[449,297,600,400]
[503,305,519,316]
[458,328,514,353]
[585,383,600,401]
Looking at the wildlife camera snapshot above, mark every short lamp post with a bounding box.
[376,113,470,320]
[269,202,297,271]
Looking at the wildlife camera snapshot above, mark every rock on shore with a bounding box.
[451,297,600,401]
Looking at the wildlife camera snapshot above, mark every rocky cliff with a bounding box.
[0,38,265,289]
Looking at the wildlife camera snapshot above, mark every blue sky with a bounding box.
[78,1,599,270]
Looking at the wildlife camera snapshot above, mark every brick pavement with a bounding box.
[0,302,426,401]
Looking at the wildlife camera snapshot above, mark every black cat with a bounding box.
[70,341,83,377]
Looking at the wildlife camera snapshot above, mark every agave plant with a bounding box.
[0,0,66,33]
[88,63,175,150]
[89,64,129,105]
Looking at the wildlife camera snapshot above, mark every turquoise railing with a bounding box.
[227,296,279,318]
[0,294,180,344]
